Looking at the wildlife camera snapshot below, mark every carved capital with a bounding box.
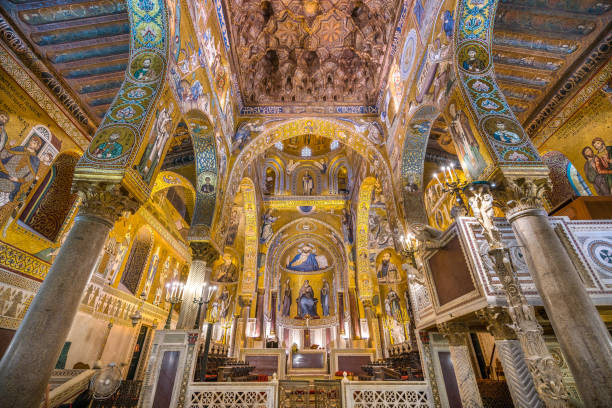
[437,322,469,347]
[75,182,139,226]
[361,299,375,312]
[477,307,516,340]
[189,241,219,265]
[496,177,551,220]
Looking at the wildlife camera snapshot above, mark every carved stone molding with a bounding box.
[74,182,139,226]
[0,15,94,134]
[189,241,219,266]
[437,322,469,347]
[477,307,516,341]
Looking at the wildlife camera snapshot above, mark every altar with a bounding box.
[287,349,328,378]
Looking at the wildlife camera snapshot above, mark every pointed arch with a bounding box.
[453,0,546,175]
[185,109,218,229]
[75,0,170,195]
[19,151,80,242]
[151,170,197,221]
[120,225,154,295]
[328,156,352,195]
[215,118,400,248]
[400,105,440,224]
[262,157,285,195]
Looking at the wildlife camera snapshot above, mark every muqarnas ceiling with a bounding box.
[226,0,402,110]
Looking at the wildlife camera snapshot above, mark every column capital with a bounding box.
[495,177,551,221]
[75,181,139,226]
[476,307,517,340]
[189,241,219,266]
[437,322,469,347]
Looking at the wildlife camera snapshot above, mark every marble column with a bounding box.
[502,177,612,406]
[438,322,484,408]
[478,307,543,408]
[233,298,251,357]
[364,301,382,359]
[177,241,218,330]
[0,182,138,408]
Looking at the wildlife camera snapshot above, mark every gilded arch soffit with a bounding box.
[75,0,170,198]
[213,117,401,248]
[452,0,547,175]
[151,170,197,219]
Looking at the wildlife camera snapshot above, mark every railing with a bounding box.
[186,381,278,408]
[343,380,433,408]
[184,378,433,408]
[48,368,87,390]
[42,369,95,408]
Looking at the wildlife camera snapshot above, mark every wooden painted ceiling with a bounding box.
[492,0,611,127]
[0,0,130,130]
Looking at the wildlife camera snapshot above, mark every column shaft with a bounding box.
[439,324,484,408]
[510,208,612,405]
[495,339,543,408]
[177,260,209,329]
[0,213,113,407]
[365,306,382,359]
[448,341,484,408]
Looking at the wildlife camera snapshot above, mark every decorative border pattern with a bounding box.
[454,0,544,171]
[0,46,89,150]
[356,177,378,300]
[0,240,50,281]
[76,0,169,184]
[239,178,258,295]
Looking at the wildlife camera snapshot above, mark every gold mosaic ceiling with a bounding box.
[225,0,402,110]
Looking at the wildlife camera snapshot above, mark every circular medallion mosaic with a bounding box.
[587,239,612,277]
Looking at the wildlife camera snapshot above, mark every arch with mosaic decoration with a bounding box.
[453,0,546,174]
[214,118,401,248]
[74,0,170,196]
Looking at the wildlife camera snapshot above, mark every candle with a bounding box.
[441,167,448,182]
[446,165,453,181]
[433,173,441,185]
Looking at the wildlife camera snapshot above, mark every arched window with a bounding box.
[337,166,348,194]
[120,227,153,295]
[18,153,79,241]
[264,167,277,195]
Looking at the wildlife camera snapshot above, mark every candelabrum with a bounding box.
[432,163,471,218]
[398,232,418,269]
[193,282,217,330]
[164,280,185,330]
[199,286,219,382]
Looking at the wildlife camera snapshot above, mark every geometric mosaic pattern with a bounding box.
[189,390,273,408]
